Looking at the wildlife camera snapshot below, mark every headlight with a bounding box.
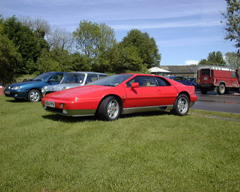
[11,86,22,90]
[41,87,47,93]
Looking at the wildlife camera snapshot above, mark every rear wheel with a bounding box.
[28,89,41,102]
[172,94,189,116]
[217,84,225,95]
[97,96,121,121]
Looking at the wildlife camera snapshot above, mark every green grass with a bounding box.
[0,95,240,191]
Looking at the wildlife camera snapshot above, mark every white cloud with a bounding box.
[111,19,221,31]
[185,60,199,65]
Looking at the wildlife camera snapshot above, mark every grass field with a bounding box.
[0,95,240,191]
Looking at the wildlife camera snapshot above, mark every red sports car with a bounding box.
[41,73,197,121]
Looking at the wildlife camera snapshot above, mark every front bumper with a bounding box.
[43,106,96,117]
[4,89,27,99]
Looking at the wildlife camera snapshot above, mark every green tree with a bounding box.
[36,49,60,74]
[0,35,22,83]
[119,29,161,70]
[46,26,74,52]
[70,53,92,71]
[73,20,117,71]
[225,52,240,68]
[199,51,226,66]
[2,16,49,74]
[221,0,240,48]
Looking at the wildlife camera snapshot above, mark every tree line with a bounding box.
[1,0,240,83]
[0,15,161,84]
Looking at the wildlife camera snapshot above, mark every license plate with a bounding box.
[204,77,208,80]
[45,101,55,108]
[5,91,10,94]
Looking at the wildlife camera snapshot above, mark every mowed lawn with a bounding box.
[0,95,240,191]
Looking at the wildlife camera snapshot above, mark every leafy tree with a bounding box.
[70,53,92,71]
[73,20,117,71]
[46,26,74,52]
[0,35,22,83]
[119,29,161,70]
[18,16,51,35]
[2,16,49,74]
[221,0,240,48]
[36,49,60,75]
[199,51,226,66]
[225,51,240,68]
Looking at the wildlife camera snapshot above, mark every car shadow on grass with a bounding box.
[5,98,28,103]
[42,111,173,123]
[121,111,172,119]
[42,114,97,123]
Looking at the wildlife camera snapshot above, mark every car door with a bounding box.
[155,77,178,105]
[124,76,162,108]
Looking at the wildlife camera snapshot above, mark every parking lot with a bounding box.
[192,90,240,114]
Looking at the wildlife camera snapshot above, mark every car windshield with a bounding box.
[61,74,85,84]
[33,72,55,81]
[88,74,133,87]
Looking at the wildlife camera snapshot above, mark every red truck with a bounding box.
[197,66,240,95]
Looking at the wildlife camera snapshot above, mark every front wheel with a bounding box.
[28,89,41,102]
[97,96,121,121]
[217,84,225,95]
[172,94,189,116]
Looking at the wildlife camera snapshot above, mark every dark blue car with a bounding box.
[4,72,65,102]
[168,76,195,86]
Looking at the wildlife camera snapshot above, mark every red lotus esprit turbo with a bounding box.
[41,74,197,121]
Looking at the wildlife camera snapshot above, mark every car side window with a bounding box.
[126,76,157,87]
[156,77,171,86]
[232,72,237,78]
[99,75,107,79]
[51,73,64,82]
[76,75,84,83]
[86,74,98,83]
[126,77,139,87]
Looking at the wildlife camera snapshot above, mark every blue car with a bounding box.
[4,72,65,102]
[168,76,195,86]
[187,77,197,87]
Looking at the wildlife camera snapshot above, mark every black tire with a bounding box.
[200,88,208,94]
[172,94,189,116]
[97,96,121,121]
[28,89,41,102]
[217,84,225,95]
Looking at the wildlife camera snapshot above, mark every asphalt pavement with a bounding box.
[192,90,240,114]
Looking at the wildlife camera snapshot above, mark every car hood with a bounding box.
[44,85,115,100]
[7,81,43,87]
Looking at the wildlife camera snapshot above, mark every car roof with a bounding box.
[65,71,107,75]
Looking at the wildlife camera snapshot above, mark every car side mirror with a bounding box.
[131,82,139,88]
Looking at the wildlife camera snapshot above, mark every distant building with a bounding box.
[148,67,171,76]
[158,65,198,77]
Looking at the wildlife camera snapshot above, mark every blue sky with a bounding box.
[0,0,237,66]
